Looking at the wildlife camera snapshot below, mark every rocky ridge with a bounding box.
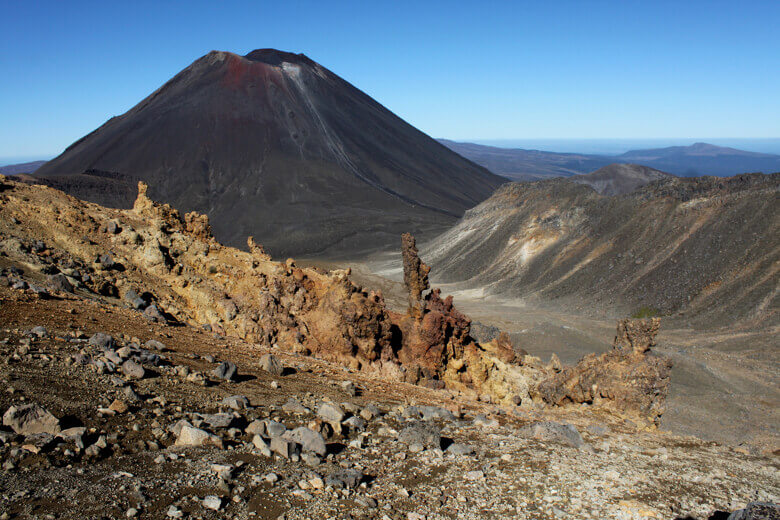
[0,176,674,421]
[0,305,774,519]
[0,176,776,518]
[534,319,672,426]
[439,139,780,179]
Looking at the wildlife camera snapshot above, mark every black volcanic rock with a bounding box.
[34,49,504,257]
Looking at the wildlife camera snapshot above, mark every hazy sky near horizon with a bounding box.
[2,0,779,160]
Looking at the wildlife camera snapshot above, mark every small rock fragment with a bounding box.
[473,414,499,428]
[325,468,363,489]
[317,402,345,423]
[245,420,265,436]
[284,427,327,456]
[252,435,272,457]
[3,404,61,435]
[144,339,166,351]
[199,413,234,429]
[340,380,356,396]
[143,304,166,323]
[419,406,455,422]
[447,443,475,456]
[727,502,780,520]
[105,220,121,234]
[221,395,249,410]
[175,425,223,448]
[48,273,75,293]
[89,332,114,349]
[121,360,145,380]
[283,398,310,414]
[258,353,284,376]
[519,421,585,449]
[270,437,300,459]
[202,495,222,511]
[264,420,286,438]
[212,361,237,381]
[344,416,366,431]
[398,421,441,450]
[464,470,484,481]
[29,326,48,337]
[355,496,378,508]
[109,400,129,414]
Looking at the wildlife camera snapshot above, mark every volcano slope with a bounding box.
[32,49,504,258]
[424,173,779,330]
[0,177,777,519]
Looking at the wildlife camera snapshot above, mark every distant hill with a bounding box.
[617,142,780,177]
[33,49,504,258]
[437,139,606,181]
[424,173,779,328]
[439,139,780,180]
[571,163,673,196]
[0,160,47,175]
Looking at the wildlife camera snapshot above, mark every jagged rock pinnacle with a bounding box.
[401,233,431,319]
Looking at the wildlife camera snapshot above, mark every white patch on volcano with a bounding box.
[283,61,400,201]
[281,62,302,77]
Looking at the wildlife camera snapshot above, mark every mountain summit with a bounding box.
[34,49,504,256]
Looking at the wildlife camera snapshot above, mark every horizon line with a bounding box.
[5,137,780,165]
[444,137,780,141]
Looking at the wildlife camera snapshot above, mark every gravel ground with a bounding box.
[0,285,777,520]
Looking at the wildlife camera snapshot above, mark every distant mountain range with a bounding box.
[0,160,47,176]
[439,139,780,180]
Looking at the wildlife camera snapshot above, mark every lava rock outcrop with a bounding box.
[533,318,672,425]
[0,177,672,423]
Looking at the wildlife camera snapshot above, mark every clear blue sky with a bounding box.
[2,0,779,161]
